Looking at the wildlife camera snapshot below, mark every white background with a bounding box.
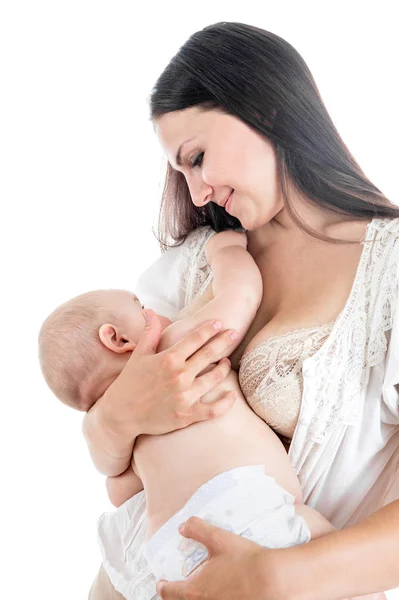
[1,1,398,598]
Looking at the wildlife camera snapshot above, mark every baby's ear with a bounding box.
[98,324,137,354]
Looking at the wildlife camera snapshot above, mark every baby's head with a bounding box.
[38,289,167,412]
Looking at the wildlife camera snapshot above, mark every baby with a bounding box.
[39,230,334,582]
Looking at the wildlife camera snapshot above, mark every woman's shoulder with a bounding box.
[359,217,399,366]
[364,217,399,284]
[373,216,399,234]
[369,217,399,271]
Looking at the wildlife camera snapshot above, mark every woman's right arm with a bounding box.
[83,310,238,476]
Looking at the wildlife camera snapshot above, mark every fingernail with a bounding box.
[213,320,222,330]
[178,521,186,534]
[142,310,149,325]
[157,582,165,594]
[230,330,238,341]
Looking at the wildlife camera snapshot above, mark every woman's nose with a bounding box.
[190,181,213,207]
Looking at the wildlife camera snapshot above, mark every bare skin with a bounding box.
[100,234,325,539]
[86,105,394,598]
[115,221,367,539]
[229,220,368,372]
[135,373,303,538]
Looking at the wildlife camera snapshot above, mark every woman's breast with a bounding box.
[238,321,335,438]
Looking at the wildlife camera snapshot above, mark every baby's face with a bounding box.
[102,289,148,342]
[100,289,170,346]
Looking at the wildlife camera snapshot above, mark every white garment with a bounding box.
[144,465,310,582]
[97,218,399,600]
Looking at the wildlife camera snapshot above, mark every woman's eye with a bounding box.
[190,152,204,168]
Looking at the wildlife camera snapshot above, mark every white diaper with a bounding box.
[144,464,311,582]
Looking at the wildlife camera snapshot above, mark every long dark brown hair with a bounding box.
[150,22,399,250]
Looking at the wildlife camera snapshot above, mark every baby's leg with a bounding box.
[294,503,336,538]
[88,565,125,599]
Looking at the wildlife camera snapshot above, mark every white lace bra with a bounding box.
[239,321,335,438]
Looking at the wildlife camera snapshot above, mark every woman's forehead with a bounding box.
[155,107,207,140]
[154,108,228,164]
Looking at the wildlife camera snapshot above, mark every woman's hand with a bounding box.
[83,309,238,475]
[99,309,238,440]
[156,517,282,600]
[156,518,389,600]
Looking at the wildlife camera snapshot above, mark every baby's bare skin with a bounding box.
[84,231,334,541]
[133,367,302,538]
[125,232,333,540]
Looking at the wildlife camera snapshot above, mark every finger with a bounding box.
[134,309,163,355]
[172,320,233,363]
[156,579,187,600]
[186,329,238,374]
[179,517,225,555]
[191,390,237,422]
[191,357,231,391]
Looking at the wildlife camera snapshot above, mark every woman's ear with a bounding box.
[98,324,137,354]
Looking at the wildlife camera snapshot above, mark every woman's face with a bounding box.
[154,107,284,231]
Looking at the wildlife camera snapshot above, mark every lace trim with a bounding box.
[239,322,335,438]
[302,218,399,444]
[180,227,217,304]
[178,219,399,446]
[239,321,336,366]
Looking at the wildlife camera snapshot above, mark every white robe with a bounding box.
[97,218,399,599]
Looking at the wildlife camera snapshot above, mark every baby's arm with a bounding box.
[158,231,262,356]
[105,232,261,505]
[106,464,143,508]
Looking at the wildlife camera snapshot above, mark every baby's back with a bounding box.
[133,369,301,538]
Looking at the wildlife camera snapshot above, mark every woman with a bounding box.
[85,22,399,599]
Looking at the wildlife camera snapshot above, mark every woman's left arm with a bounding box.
[281,499,399,599]
[157,501,399,600]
